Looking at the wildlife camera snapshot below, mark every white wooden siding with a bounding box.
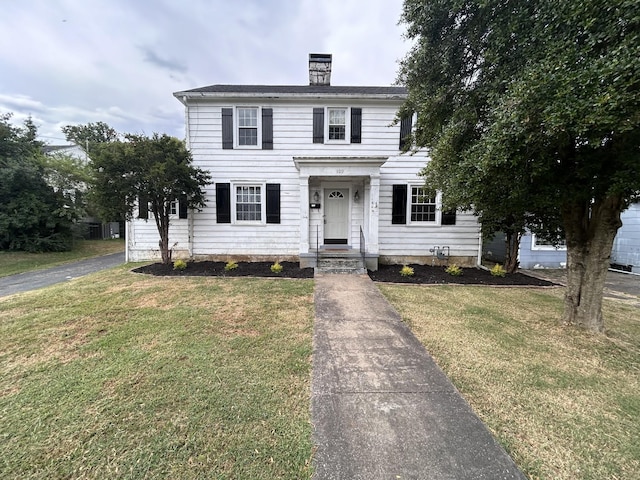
[129,96,481,262]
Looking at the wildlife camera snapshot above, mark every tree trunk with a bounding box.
[504,231,521,274]
[562,195,623,333]
[152,201,172,264]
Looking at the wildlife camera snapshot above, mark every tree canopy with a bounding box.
[90,133,211,263]
[398,0,640,332]
[0,114,76,252]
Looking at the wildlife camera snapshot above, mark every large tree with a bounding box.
[398,0,640,332]
[91,133,211,264]
[0,114,75,252]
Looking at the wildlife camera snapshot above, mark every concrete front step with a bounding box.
[316,256,366,274]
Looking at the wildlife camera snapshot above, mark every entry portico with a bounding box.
[294,156,387,269]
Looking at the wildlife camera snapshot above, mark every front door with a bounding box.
[324,189,349,244]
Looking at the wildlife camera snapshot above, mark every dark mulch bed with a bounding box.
[132,261,315,278]
[369,264,557,286]
[134,261,557,286]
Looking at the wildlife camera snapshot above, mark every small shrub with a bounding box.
[173,259,187,271]
[400,265,415,277]
[270,262,283,274]
[445,264,463,276]
[490,263,507,277]
[224,260,238,271]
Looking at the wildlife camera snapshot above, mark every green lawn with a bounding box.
[379,284,640,480]
[0,239,125,277]
[3,267,638,480]
[0,268,314,479]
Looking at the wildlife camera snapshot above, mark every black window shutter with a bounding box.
[399,114,413,150]
[266,183,281,224]
[178,195,188,219]
[262,108,273,150]
[313,108,324,143]
[216,183,231,223]
[441,209,457,225]
[138,195,148,219]
[222,108,233,149]
[350,107,362,143]
[391,185,407,225]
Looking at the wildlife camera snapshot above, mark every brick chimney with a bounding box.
[309,53,332,86]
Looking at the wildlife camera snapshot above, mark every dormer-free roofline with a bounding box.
[173,85,407,105]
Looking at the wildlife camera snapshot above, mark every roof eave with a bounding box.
[173,91,406,104]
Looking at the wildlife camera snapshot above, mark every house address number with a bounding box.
[336,168,345,174]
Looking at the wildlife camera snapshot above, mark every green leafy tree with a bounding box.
[91,133,211,264]
[398,0,640,332]
[61,122,118,153]
[0,114,74,252]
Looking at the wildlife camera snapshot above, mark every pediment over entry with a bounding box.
[293,156,387,177]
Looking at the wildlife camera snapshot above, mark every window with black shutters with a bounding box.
[221,107,273,149]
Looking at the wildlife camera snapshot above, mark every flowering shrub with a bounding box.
[445,264,463,276]
[400,265,415,277]
[173,259,187,271]
[270,262,283,274]
[490,264,507,277]
[224,260,238,271]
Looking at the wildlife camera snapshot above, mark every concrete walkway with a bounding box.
[312,274,525,480]
[0,252,125,298]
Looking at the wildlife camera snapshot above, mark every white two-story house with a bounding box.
[126,54,482,270]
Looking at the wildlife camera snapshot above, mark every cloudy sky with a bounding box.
[0,0,409,145]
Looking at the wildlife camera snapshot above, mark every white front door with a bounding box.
[324,189,349,244]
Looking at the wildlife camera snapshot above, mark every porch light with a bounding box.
[313,191,320,202]
[354,190,360,202]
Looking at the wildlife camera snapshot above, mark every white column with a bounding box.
[368,174,380,253]
[299,175,310,253]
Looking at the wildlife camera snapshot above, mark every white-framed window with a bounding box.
[328,108,347,140]
[410,186,438,223]
[169,201,177,215]
[234,185,263,222]
[531,234,566,250]
[237,107,259,147]
[325,107,350,142]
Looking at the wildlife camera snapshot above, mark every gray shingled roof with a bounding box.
[176,84,407,96]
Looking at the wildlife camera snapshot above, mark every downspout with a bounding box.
[125,219,130,263]
[183,97,194,259]
[476,227,483,266]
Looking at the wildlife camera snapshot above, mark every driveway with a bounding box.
[524,268,640,307]
[0,252,125,298]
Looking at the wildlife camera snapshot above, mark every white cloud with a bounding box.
[0,0,408,144]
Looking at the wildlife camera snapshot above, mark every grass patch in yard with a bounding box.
[378,285,640,480]
[0,268,314,479]
[0,238,124,277]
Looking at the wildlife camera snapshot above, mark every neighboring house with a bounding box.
[42,144,120,240]
[611,201,640,273]
[483,202,640,272]
[126,54,482,269]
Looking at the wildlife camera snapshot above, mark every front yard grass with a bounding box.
[0,268,314,479]
[0,238,124,277]
[378,284,640,480]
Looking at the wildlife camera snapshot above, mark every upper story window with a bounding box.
[313,107,361,144]
[410,187,437,223]
[222,107,273,150]
[238,107,258,146]
[328,108,347,140]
